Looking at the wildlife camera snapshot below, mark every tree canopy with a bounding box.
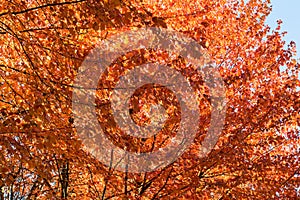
[0,0,299,199]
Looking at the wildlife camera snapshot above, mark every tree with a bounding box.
[0,0,299,199]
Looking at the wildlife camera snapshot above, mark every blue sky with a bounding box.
[266,0,300,57]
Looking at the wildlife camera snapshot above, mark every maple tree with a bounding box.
[0,0,299,199]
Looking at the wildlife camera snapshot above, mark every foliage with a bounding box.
[0,0,299,199]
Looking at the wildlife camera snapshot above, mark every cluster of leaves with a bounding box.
[0,0,299,199]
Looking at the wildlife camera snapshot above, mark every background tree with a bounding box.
[0,0,299,199]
